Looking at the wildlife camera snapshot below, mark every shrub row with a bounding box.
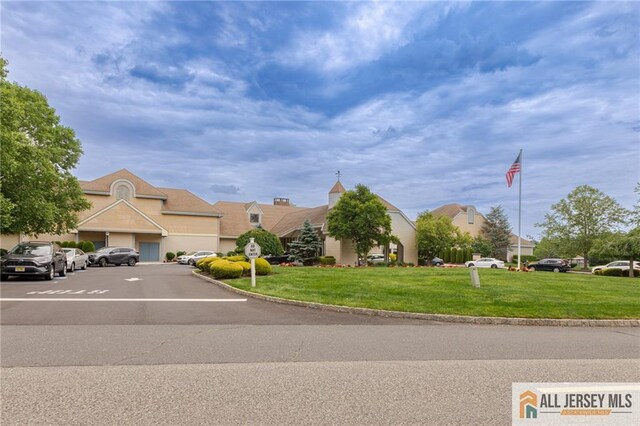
[594,268,640,277]
[512,255,538,263]
[195,255,272,279]
[54,240,96,253]
[318,256,336,265]
[439,248,473,264]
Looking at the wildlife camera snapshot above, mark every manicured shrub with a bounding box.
[318,256,336,266]
[465,248,473,263]
[512,255,538,263]
[166,252,175,261]
[81,241,95,253]
[226,251,237,257]
[176,251,186,257]
[235,228,284,256]
[389,253,397,262]
[210,260,243,279]
[254,258,272,275]
[443,248,451,263]
[0,248,7,256]
[60,241,69,248]
[623,269,640,278]
[216,252,224,258]
[455,249,464,264]
[226,255,248,262]
[196,256,220,271]
[235,261,252,275]
[601,268,623,277]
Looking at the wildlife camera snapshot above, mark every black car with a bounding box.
[1,241,67,281]
[263,253,291,265]
[90,247,139,267]
[528,258,571,273]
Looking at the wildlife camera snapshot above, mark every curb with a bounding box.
[192,270,640,327]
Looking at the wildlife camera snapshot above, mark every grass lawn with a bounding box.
[226,267,640,319]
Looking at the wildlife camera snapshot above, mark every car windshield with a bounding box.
[185,251,197,256]
[62,248,74,254]
[10,244,52,256]
[97,247,111,253]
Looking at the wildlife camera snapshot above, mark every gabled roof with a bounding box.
[270,205,329,237]
[509,234,534,247]
[430,203,468,219]
[213,201,307,237]
[80,169,167,198]
[329,180,346,194]
[157,188,222,217]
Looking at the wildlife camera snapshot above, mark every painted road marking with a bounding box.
[26,290,109,295]
[125,278,142,282]
[0,298,247,302]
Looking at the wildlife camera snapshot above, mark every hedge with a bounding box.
[318,256,336,266]
[196,256,220,270]
[255,258,272,275]
[226,255,248,262]
[210,260,243,279]
[512,255,538,263]
[598,268,640,277]
[235,261,252,275]
[166,252,176,261]
[176,251,186,257]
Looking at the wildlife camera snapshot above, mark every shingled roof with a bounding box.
[214,201,308,237]
[430,203,468,219]
[80,169,167,198]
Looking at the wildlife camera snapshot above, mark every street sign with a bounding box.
[244,240,261,259]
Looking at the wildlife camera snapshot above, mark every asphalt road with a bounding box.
[1,264,639,425]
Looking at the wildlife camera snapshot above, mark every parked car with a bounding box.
[464,258,505,269]
[592,261,640,274]
[177,251,217,265]
[367,254,386,264]
[432,257,444,266]
[90,247,139,267]
[528,258,571,273]
[1,241,67,281]
[263,253,291,265]
[63,248,89,272]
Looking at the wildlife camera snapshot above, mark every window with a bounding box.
[116,184,131,200]
[467,207,475,224]
[250,213,260,224]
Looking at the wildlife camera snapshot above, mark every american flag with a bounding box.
[505,152,521,188]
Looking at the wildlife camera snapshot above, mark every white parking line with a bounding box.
[0,298,247,302]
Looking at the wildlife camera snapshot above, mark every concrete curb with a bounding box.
[192,270,640,327]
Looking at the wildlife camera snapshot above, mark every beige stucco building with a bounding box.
[0,170,222,261]
[214,181,418,265]
[431,203,534,261]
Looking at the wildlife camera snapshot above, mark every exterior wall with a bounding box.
[79,231,107,246]
[324,236,342,263]
[219,238,237,255]
[108,232,135,247]
[507,245,534,262]
[451,212,485,237]
[389,211,418,264]
[340,239,359,266]
[0,234,21,250]
[163,235,218,255]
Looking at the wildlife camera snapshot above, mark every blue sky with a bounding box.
[2,1,638,238]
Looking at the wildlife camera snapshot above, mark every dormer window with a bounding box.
[467,207,475,224]
[250,213,260,224]
[116,184,131,201]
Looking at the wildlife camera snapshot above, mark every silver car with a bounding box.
[62,248,89,272]
[177,251,217,266]
[464,258,505,269]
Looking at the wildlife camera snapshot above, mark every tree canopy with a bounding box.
[1,57,90,235]
[326,184,393,265]
[288,219,323,264]
[591,228,640,278]
[536,185,628,269]
[235,227,284,256]
[416,211,468,265]
[481,206,512,260]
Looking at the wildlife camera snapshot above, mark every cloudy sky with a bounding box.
[2,1,638,237]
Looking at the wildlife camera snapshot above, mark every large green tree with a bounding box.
[416,211,467,265]
[591,228,640,278]
[631,182,640,227]
[326,184,393,266]
[1,57,90,235]
[235,227,284,256]
[536,185,628,269]
[288,219,323,264]
[481,206,512,260]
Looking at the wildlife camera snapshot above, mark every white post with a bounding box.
[517,149,523,271]
[470,266,480,288]
[251,258,256,287]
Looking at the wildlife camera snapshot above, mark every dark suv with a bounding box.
[1,241,67,281]
[528,258,571,273]
[90,247,139,267]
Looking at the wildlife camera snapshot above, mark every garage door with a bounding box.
[139,242,160,262]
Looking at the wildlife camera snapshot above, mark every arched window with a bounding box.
[467,207,475,224]
[116,184,131,201]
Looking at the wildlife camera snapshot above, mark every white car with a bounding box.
[465,258,505,269]
[592,261,640,274]
[366,254,386,264]
[62,248,89,272]
[178,251,217,265]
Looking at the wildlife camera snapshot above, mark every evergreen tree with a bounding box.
[481,206,512,260]
[288,219,323,264]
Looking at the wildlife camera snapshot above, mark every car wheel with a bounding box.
[45,265,55,280]
[529,266,536,272]
[188,259,195,266]
[553,267,560,273]
[467,263,474,267]
[69,262,75,273]
[81,261,87,270]
[99,258,107,267]
[59,264,67,277]
[491,264,497,269]
[128,258,137,267]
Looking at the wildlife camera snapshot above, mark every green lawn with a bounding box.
[226,267,640,319]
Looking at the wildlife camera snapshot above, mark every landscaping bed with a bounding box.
[225,266,640,319]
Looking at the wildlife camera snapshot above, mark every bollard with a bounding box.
[470,266,481,288]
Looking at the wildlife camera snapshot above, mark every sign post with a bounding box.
[470,266,481,288]
[244,238,261,287]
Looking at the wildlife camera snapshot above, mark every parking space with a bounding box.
[0,264,426,326]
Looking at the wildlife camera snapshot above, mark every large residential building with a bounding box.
[0,170,222,261]
[430,203,534,261]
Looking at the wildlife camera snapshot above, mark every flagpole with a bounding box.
[517,149,522,271]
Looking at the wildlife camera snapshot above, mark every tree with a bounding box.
[288,219,323,265]
[631,182,640,227]
[481,206,512,260]
[416,212,465,265]
[533,236,573,259]
[326,184,393,266]
[591,228,640,278]
[536,185,628,269]
[471,235,493,257]
[235,228,284,256]
[1,57,90,235]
